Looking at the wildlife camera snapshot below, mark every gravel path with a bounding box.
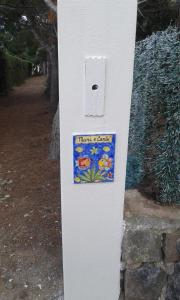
[0,76,63,300]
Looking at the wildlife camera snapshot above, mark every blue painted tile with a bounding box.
[73,134,116,184]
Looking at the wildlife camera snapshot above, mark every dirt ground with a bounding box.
[125,190,180,220]
[0,77,63,300]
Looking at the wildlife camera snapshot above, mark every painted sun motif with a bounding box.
[90,147,98,155]
[75,146,83,153]
[103,146,110,152]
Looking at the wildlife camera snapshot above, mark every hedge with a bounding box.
[126,27,180,204]
[0,50,32,95]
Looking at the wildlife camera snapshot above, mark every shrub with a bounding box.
[0,50,32,95]
[127,27,180,204]
[125,155,143,190]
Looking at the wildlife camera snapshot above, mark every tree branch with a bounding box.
[0,4,42,10]
[31,28,52,54]
[138,0,147,4]
[0,4,16,10]
[43,0,57,14]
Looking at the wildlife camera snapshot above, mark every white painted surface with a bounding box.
[57,1,137,299]
[84,57,106,117]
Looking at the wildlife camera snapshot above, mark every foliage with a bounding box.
[137,0,177,40]
[0,0,58,104]
[1,30,39,62]
[75,166,106,184]
[0,50,32,95]
[127,27,180,204]
[125,155,143,189]
[0,2,38,54]
[0,0,56,62]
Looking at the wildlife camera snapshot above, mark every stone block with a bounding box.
[122,229,162,266]
[165,263,174,275]
[176,238,180,255]
[125,263,167,300]
[165,262,180,300]
[164,231,180,262]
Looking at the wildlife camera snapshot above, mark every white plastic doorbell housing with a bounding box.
[84,56,106,117]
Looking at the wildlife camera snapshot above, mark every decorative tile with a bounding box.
[73,134,116,184]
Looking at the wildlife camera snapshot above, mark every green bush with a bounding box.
[127,27,180,204]
[0,50,32,95]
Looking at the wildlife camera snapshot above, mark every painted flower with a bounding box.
[76,156,91,170]
[98,154,112,171]
[103,146,110,152]
[90,147,98,155]
[75,146,83,153]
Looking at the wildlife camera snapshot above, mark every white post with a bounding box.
[58,1,137,299]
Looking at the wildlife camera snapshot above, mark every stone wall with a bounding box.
[121,191,180,300]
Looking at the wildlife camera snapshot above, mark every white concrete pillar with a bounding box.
[57,1,137,299]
